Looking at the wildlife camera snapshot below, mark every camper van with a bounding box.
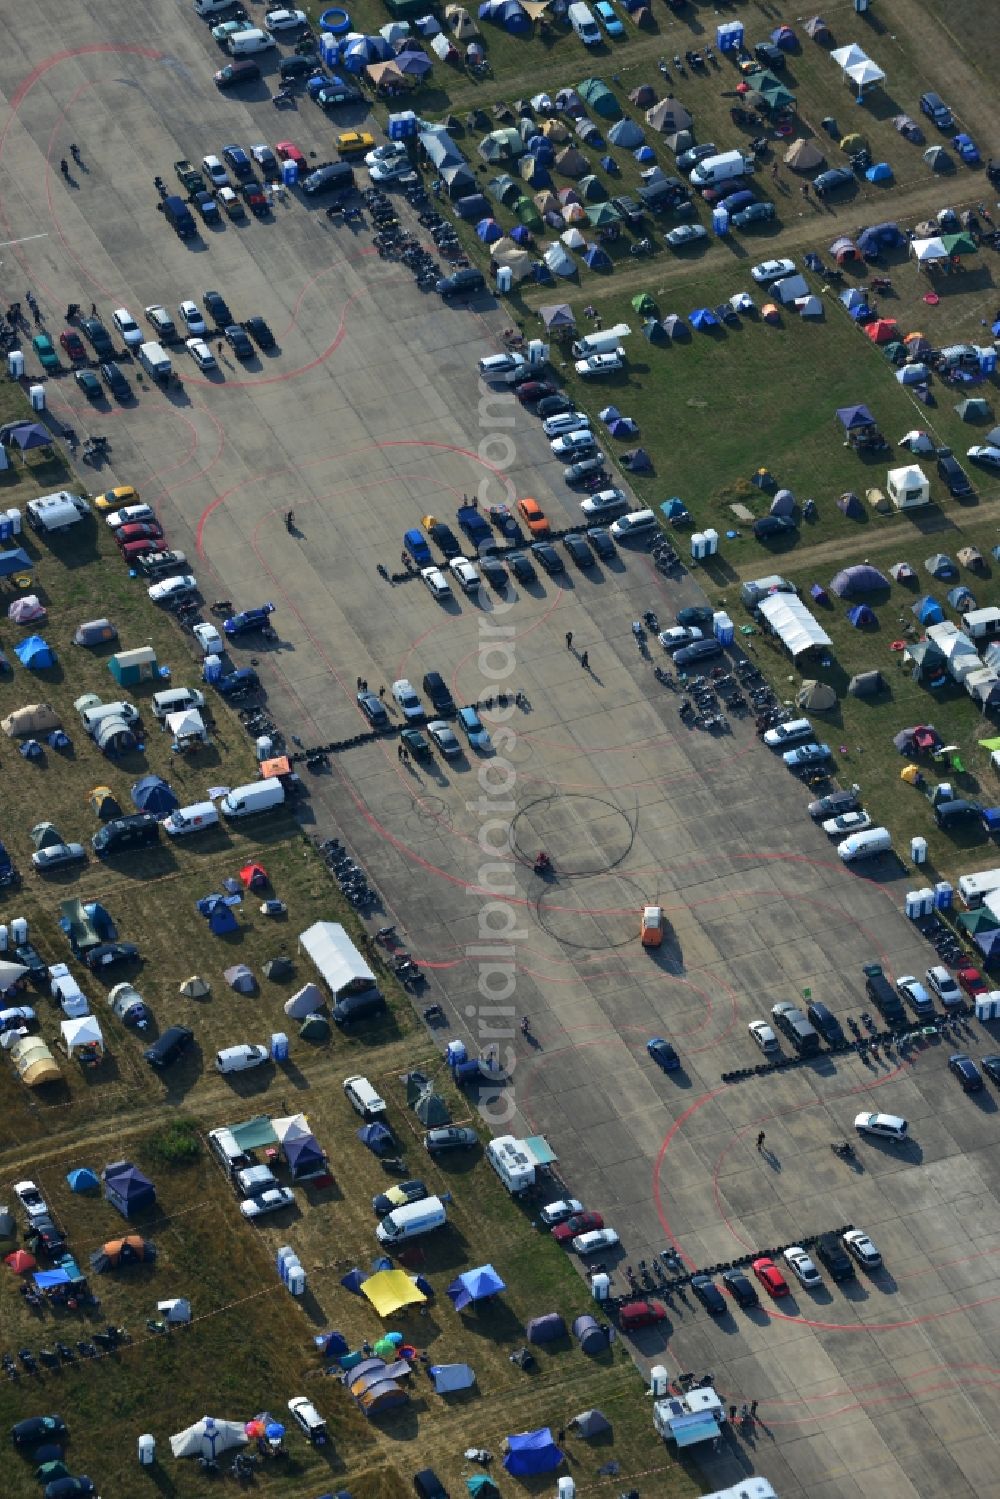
[486,1136,536,1195]
[689,149,751,188]
[219,777,285,819]
[958,867,1000,908]
[163,801,220,838]
[571,327,629,359]
[207,1126,253,1180]
[26,491,90,534]
[376,1195,447,1244]
[837,827,892,863]
[567,1,601,43]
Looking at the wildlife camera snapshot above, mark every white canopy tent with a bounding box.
[170,1417,248,1460]
[60,1014,104,1056]
[846,59,885,90]
[887,464,930,509]
[757,593,832,657]
[831,43,869,70]
[298,921,375,999]
[272,1112,312,1144]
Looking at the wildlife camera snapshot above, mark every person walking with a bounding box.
[90,301,97,316]
[729,1405,737,1422]
[580,650,589,669]
[565,631,573,650]
[750,1400,759,1418]
[756,1130,765,1151]
[357,676,363,691]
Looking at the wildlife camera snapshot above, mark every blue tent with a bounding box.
[911,593,941,623]
[504,1429,564,1477]
[131,775,179,817]
[509,225,532,244]
[342,35,391,71]
[454,193,490,220]
[476,217,503,243]
[662,496,688,517]
[196,893,239,936]
[974,927,1000,962]
[947,585,976,611]
[285,1134,326,1180]
[847,604,876,627]
[67,1167,99,1193]
[865,162,893,183]
[836,403,876,431]
[358,1122,395,1156]
[478,0,531,32]
[840,287,867,311]
[3,421,53,452]
[810,583,830,605]
[608,118,643,149]
[103,1161,156,1218]
[689,307,719,331]
[14,635,55,669]
[0,546,33,577]
[849,301,872,322]
[318,1330,349,1357]
[583,244,611,270]
[830,564,889,596]
[599,155,619,174]
[341,1268,368,1294]
[634,145,656,163]
[447,1263,506,1309]
[525,137,554,164]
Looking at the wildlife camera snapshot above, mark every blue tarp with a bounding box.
[131,774,178,817]
[0,547,33,577]
[447,1263,506,1309]
[504,1428,564,1476]
[14,635,54,669]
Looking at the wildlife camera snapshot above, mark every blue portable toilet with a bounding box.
[388,110,418,140]
[712,206,730,236]
[717,19,744,50]
[282,159,298,187]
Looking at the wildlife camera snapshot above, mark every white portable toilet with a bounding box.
[650,1364,669,1397]
[691,531,707,560]
[0,925,7,951]
[527,338,549,366]
[591,1271,610,1301]
[976,992,1000,1022]
[138,1433,156,1465]
[255,734,273,761]
[287,1264,306,1296]
[910,836,927,865]
[29,383,45,411]
[703,527,719,556]
[496,266,513,293]
[7,350,24,378]
[270,1031,289,1061]
[5,508,22,534]
[556,1478,576,1499]
[9,916,27,944]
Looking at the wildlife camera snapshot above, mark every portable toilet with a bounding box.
[650,1364,669,1396]
[203,655,223,684]
[691,532,707,561]
[703,527,719,556]
[282,158,298,187]
[717,19,744,50]
[713,611,735,645]
[287,1264,306,1296]
[712,206,730,237]
[29,384,45,411]
[388,110,418,139]
[270,1031,289,1061]
[4,507,22,535]
[7,350,24,379]
[108,646,158,686]
[557,1480,576,1499]
[976,993,1000,1022]
[319,32,339,65]
[138,1434,156,1466]
[910,836,928,866]
[934,880,953,909]
[446,1038,468,1067]
[496,266,513,293]
[591,1271,610,1301]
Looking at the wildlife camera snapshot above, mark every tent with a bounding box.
[770,489,796,517]
[103,1161,155,1218]
[836,403,876,432]
[282,982,323,1020]
[887,464,930,510]
[131,775,178,818]
[847,59,885,91]
[947,585,976,612]
[890,561,917,582]
[11,1035,60,1086]
[641,316,665,342]
[830,564,889,597]
[89,1235,155,1272]
[197,894,238,937]
[837,491,864,519]
[579,175,609,203]
[925,553,957,579]
[572,1409,612,1437]
[624,447,653,471]
[67,1166,100,1193]
[430,1363,476,1394]
[526,1312,566,1343]
[796,679,837,712]
[2,422,52,452]
[61,1014,105,1061]
[583,243,611,271]
[504,1429,564,1476]
[831,42,869,70]
[414,1088,450,1125]
[912,595,944,625]
[359,1265,425,1313]
[554,146,587,177]
[784,138,825,171]
[608,118,643,149]
[805,16,832,41]
[170,1418,248,1461]
[0,1211,16,1250]
[0,547,34,581]
[299,1012,330,1041]
[831,236,861,266]
[809,582,830,605]
[629,83,656,106]
[520,155,550,186]
[14,636,55,670]
[476,216,502,243]
[579,78,621,120]
[572,1313,609,1353]
[924,145,950,169]
[477,0,531,33]
[958,546,984,571]
[956,397,992,422]
[224,964,255,993]
[285,1133,326,1181]
[359,1121,395,1156]
[262,955,292,983]
[757,592,832,656]
[847,604,876,627]
[689,307,719,331]
[448,1263,506,1309]
[539,304,575,334]
[8,594,46,624]
[5,1249,34,1274]
[645,98,691,133]
[445,4,478,37]
[866,318,899,345]
[179,974,210,999]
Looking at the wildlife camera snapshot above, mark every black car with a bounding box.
[44,1479,96,1499]
[611,194,644,228]
[937,450,972,497]
[215,60,261,89]
[586,526,615,559]
[919,90,953,129]
[253,145,280,180]
[280,54,314,80]
[753,41,785,69]
[0,838,22,888]
[982,1054,1000,1086]
[422,670,456,717]
[949,1052,983,1092]
[143,1024,195,1068]
[14,941,48,985]
[815,1232,855,1281]
[536,395,572,419]
[28,1213,67,1258]
[428,522,461,559]
[480,554,508,590]
[673,638,722,667]
[204,291,233,326]
[224,324,254,359]
[135,549,188,578]
[245,315,275,351]
[100,360,130,398]
[677,143,717,175]
[732,202,777,228]
[82,942,140,972]
[11,1415,68,1448]
[80,316,114,358]
[372,1179,428,1217]
[358,690,390,729]
[722,1268,759,1308]
[676,605,714,628]
[92,815,159,857]
[691,1274,727,1314]
[507,550,536,584]
[436,267,485,299]
[806,1001,846,1048]
[808,790,860,821]
[563,534,594,568]
[813,168,856,198]
[531,541,564,574]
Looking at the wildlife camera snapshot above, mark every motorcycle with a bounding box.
[631,620,645,649]
[629,237,654,258]
[831,1140,856,1160]
[533,852,552,877]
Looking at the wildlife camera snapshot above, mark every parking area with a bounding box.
[5,4,1000,1496]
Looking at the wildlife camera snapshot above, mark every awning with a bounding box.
[229,1117,278,1150]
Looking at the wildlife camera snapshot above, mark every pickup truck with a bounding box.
[174,159,207,195]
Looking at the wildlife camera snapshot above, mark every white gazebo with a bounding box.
[887,465,930,510]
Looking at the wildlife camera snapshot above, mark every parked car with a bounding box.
[752,1256,789,1297]
[539,1198,584,1226]
[783,1246,822,1289]
[842,1228,881,1268]
[421,566,452,602]
[815,1232,855,1281]
[449,557,480,593]
[948,1052,984,1091]
[748,1019,779,1054]
[32,333,59,370]
[919,91,953,129]
[926,964,963,1008]
[11,1414,68,1448]
[32,842,87,872]
[673,639,722,667]
[666,224,707,248]
[722,1268,759,1307]
[646,1037,680,1071]
[518,497,550,535]
[691,1275,726,1313]
[507,551,536,583]
[896,975,935,1017]
[357,691,390,730]
[14,1180,49,1219]
[813,168,856,198]
[581,488,627,519]
[240,1185,295,1219]
[937,449,973,496]
[967,445,1000,471]
[822,811,873,836]
[373,1180,428,1217]
[733,201,777,227]
[531,540,563,574]
[575,351,625,377]
[572,1228,619,1255]
[457,706,492,752]
[552,1212,603,1243]
[854,1111,908,1141]
[424,1125,477,1153]
[750,257,796,284]
[808,790,859,820]
[143,1025,195,1068]
[783,742,832,769]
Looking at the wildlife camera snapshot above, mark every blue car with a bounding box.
[953,133,980,164]
[647,1037,680,1071]
[404,527,433,566]
[193,190,221,223]
[783,742,832,769]
[595,0,624,36]
[721,189,755,214]
[215,667,260,697]
[224,603,275,636]
[222,145,253,181]
[456,505,491,547]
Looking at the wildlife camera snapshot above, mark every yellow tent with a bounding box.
[362,1269,427,1317]
[900,764,922,785]
[11,1035,61,1087]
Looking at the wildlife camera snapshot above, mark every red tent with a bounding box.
[240,862,269,892]
[5,1249,36,1273]
[866,318,899,344]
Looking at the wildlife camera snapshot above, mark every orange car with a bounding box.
[518,497,550,537]
[640,905,664,948]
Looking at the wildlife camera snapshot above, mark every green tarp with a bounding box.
[229,1116,279,1150]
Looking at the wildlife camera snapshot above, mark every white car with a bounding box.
[572,1227,619,1255]
[478,351,529,384]
[665,224,707,248]
[106,503,155,529]
[265,7,308,29]
[926,964,962,1008]
[151,687,205,719]
[550,430,597,458]
[896,976,934,1016]
[240,1185,295,1219]
[365,142,407,168]
[202,153,229,187]
[216,1044,269,1073]
[178,299,206,335]
[751,257,796,284]
[659,625,704,652]
[575,350,625,377]
[186,337,217,371]
[449,557,480,593]
[822,811,873,837]
[748,1019,779,1054]
[421,565,452,601]
[784,1246,822,1288]
[192,621,224,656]
[14,1180,49,1220]
[539,1197,584,1226]
[112,307,143,346]
[370,158,413,184]
[854,1111,908,1140]
[762,718,813,748]
[288,1396,327,1443]
[542,410,591,438]
[148,573,198,603]
[842,1228,882,1268]
[580,487,627,518]
[391,679,424,721]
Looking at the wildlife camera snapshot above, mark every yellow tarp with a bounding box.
[900,764,921,785]
[362,1269,427,1317]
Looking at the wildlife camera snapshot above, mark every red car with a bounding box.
[60,328,87,362]
[116,522,165,546]
[551,1211,604,1244]
[276,141,306,166]
[241,180,268,214]
[516,379,557,405]
[958,964,987,998]
[120,539,158,563]
[619,1299,668,1330]
[752,1256,789,1298]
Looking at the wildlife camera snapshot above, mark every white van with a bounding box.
[763,718,813,749]
[343,1074,387,1119]
[216,1043,268,1073]
[220,777,286,819]
[376,1195,446,1245]
[571,327,629,359]
[690,149,750,187]
[152,686,206,720]
[163,801,220,838]
[568,1,601,43]
[610,508,657,541]
[138,341,172,381]
[837,826,892,862]
[229,27,275,53]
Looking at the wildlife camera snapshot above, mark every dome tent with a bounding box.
[607,118,643,149]
[849,671,885,698]
[847,603,876,627]
[14,635,55,670]
[796,679,837,712]
[784,137,825,171]
[830,564,889,597]
[572,1313,609,1353]
[571,1408,612,1437]
[912,594,944,625]
[578,78,622,120]
[131,775,179,818]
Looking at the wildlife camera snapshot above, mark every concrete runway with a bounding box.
[5,8,1000,1495]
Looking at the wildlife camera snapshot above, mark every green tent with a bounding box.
[489,173,520,207]
[467,1477,500,1497]
[299,1013,330,1041]
[941,232,977,257]
[632,292,657,315]
[586,202,618,226]
[415,1088,451,1125]
[955,397,991,422]
[514,196,543,227]
[578,77,622,120]
[760,81,796,111]
[958,908,999,935]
